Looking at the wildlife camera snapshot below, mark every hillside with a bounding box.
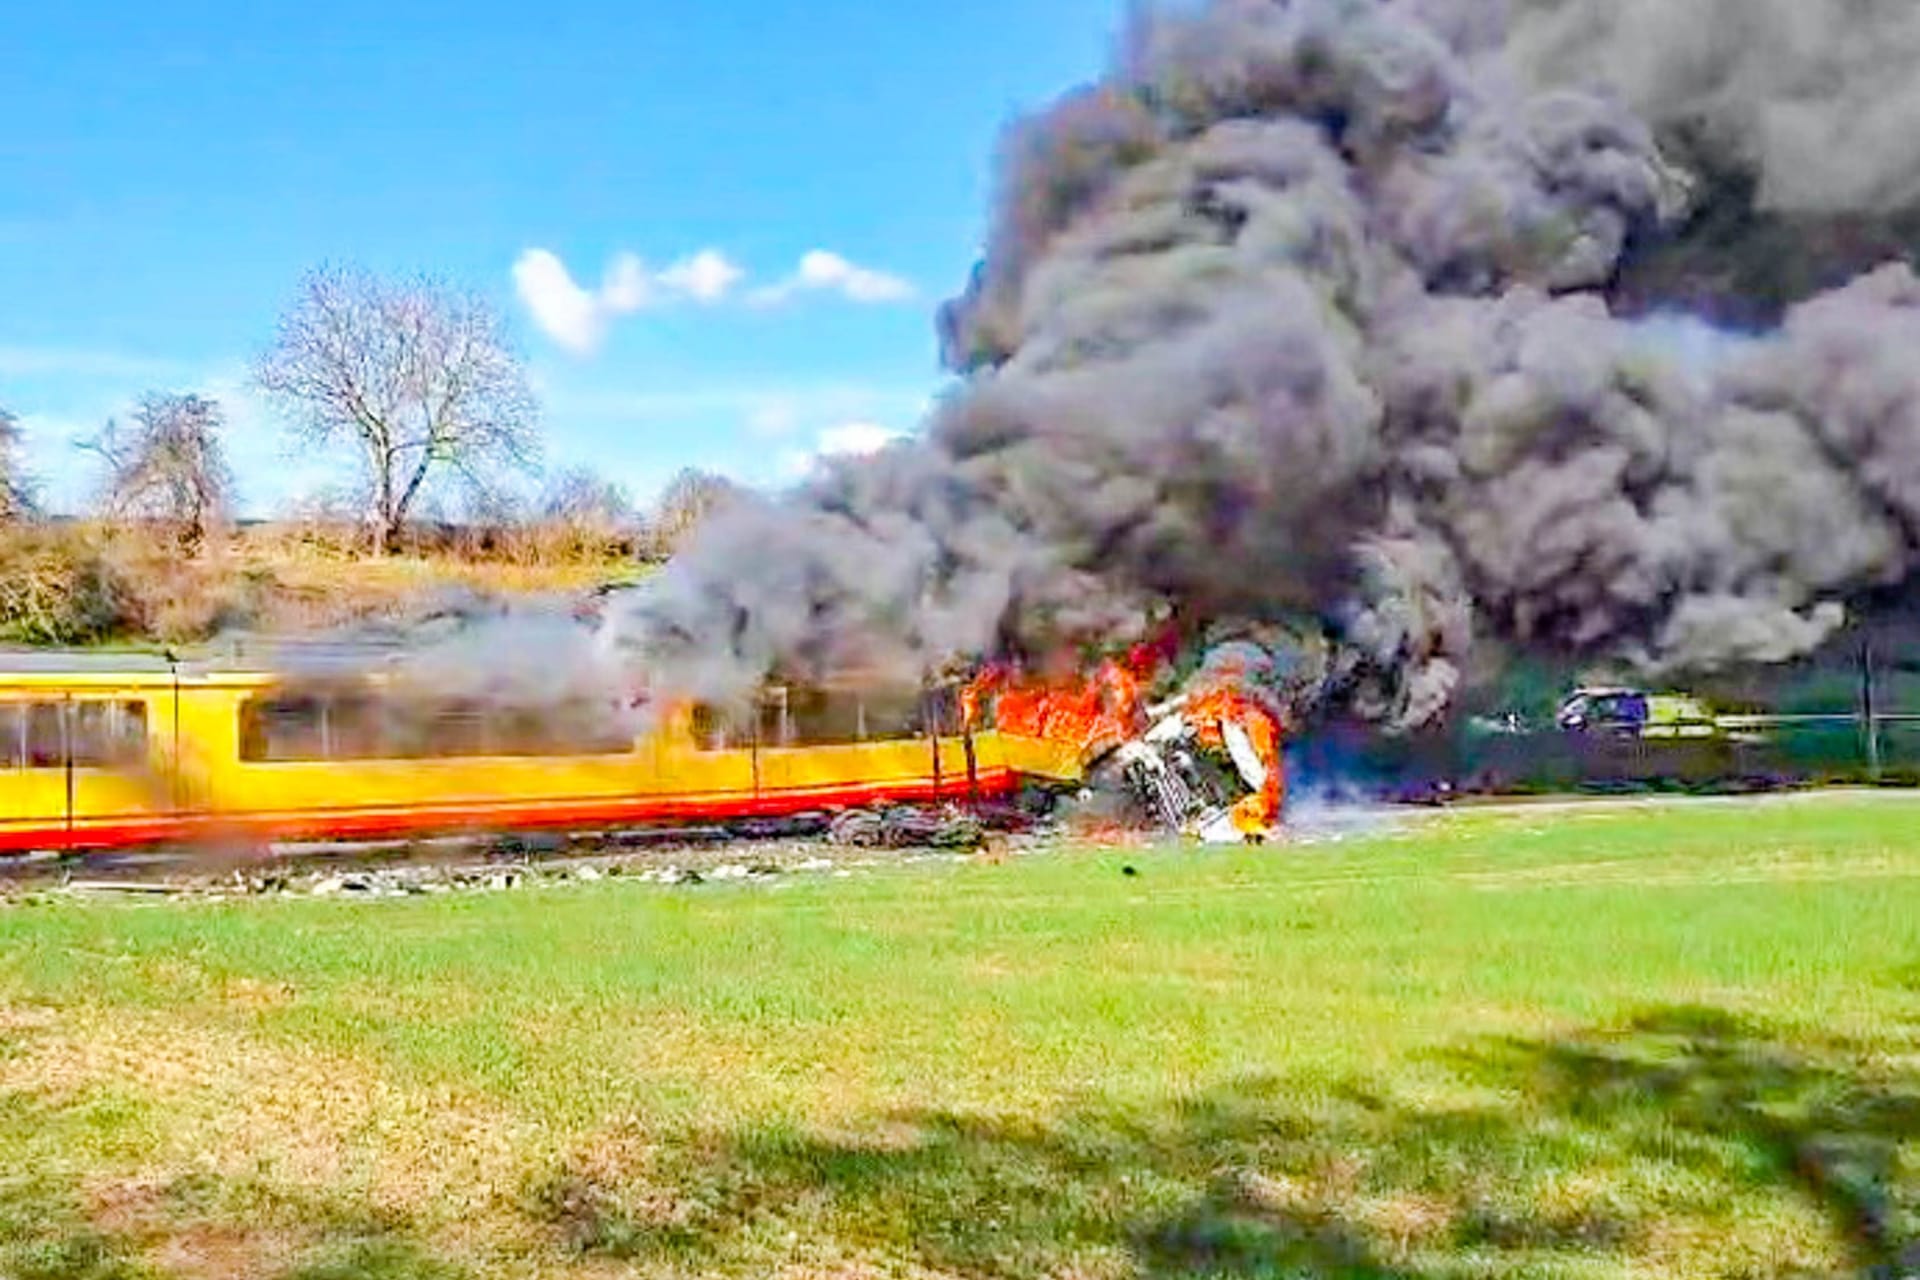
[0,522,644,648]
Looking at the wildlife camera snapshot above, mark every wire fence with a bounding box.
[1293,713,1920,800]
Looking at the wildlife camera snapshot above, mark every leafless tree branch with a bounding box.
[645,467,742,560]
[0,408,31,523]
[81,393,234,552]
[254,264,540,553]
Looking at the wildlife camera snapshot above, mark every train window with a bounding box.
[371,703,430,759]
[696,687,954,751]
[71,702,147,767]
[586,713,637,755]
[759,685,926,746]
[784,687,853,746]
[244,693,638,761]
[425,702,492,757]
[240,697,328,762]
[493,706,543,755]
[758,687,792,747]
[492,701,633,756]
[859,689,924,741]
[564,707,633,755]
[0,702,136,769]
[690,704,742,751]
[0,703,59,768]
[26,704,64,768]
[925,687,964,737]
[325,696,387,760]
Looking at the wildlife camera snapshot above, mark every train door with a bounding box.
[0,691,168,852]
[924,684,975,800]
[67,694,170,848]
[0,697,74,851]
[652,701,758,807]
[752,683,943,800]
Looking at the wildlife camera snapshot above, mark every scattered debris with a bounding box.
[64,880,189,896]
[0,791,1402,908]
[0,802,1052,906]
[828,806,985,850]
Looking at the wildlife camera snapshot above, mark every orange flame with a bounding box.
[964,657,1144,760]
[1185,681,1285,835]
[962,628,1287,835]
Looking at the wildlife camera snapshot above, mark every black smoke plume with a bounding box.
[623,0,1920,730]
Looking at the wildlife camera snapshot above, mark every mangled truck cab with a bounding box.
[966,651,1287,844]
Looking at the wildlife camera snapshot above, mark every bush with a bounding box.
[0,525,282,647]
[0,527,142,645]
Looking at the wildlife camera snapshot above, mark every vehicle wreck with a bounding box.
[965,642,1290,844]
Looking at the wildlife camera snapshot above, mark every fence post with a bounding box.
[1862,637,1884,783]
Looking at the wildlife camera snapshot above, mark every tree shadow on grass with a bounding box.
[12,1005,1920,1277]
[0,1131,468,1280]
[0,1029,471,1280]
[1474,1006,1920,1277]
[528,1006,1920,1278]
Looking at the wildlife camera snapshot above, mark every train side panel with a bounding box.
[0,678,183,852]
[0,694,78,851]
[69,692,180,847]
[193,682,669,840]
[983,731,1090,787]
[1,665,1066,854]
[755,738,969,807]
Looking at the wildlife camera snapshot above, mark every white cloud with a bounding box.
[658,249,746,304]
[513,249,618,355]
[800,251,918,303]
[513,247,744,355]
[817,421,904,456]
[515,245,914,350]
[600,252,655,313]
[746,400,801,439]
[778,420,908,480]
[749,250,917,308]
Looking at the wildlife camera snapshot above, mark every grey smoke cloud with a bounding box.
[1501,0,1920,217]
[623,0,1920,730]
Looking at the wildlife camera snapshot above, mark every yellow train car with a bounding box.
[0,652,1081,855]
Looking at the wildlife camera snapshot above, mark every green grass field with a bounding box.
[6,793,1920,1278]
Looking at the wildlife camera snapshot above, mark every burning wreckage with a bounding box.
[618,0,1920,821]
[963,636,1291,843]
[0,599,1295,858]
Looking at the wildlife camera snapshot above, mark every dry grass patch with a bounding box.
[86,1177,303,1280]
[0,1004,553,1273]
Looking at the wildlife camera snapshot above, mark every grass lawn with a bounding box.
[5,793,1920,1278]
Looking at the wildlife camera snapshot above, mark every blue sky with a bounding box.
[0,0,1122,514]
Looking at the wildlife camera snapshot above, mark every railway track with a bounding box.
[0,804,1028,898]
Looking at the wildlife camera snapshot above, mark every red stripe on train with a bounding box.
[0,769,1022,854]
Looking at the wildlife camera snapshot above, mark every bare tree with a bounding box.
[0,408,32,523]
[542,467,633,555]
[254,265,539,554]
[646,467,741,559]
[84,393,233,551]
